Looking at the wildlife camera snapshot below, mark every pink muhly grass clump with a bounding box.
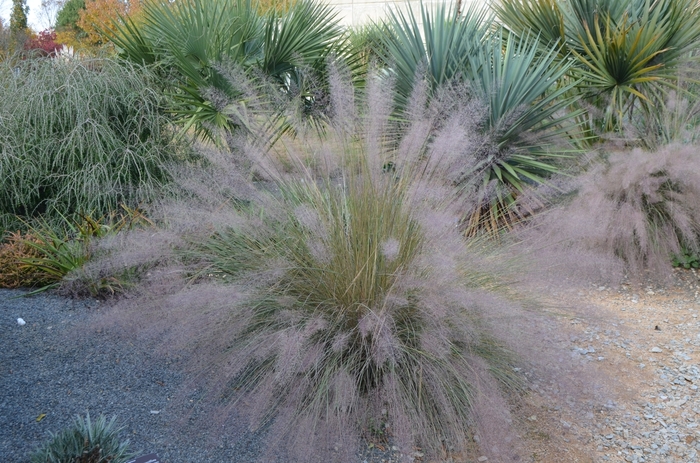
[517,144,700,285]
[93,65,574,463]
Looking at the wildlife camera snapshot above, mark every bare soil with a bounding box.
[517,268,700,463]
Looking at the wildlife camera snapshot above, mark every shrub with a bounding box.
[522,143,700,281]
[25,30,62,56]
[0,230,45,288]
[106,67,533,462]
[30,414,135,463]
[0,56,179,231]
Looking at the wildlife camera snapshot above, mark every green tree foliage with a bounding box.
[56,0,85,31]
[10,0,28,35]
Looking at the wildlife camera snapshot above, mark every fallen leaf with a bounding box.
[36,413,46,422]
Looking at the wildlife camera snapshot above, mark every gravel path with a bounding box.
[580,272,700,463]
[520,268,700,463]
[0,289,269,463]
[3,269,699,463]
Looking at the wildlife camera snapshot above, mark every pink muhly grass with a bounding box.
[90,63,591,463]
[517,143,700,285]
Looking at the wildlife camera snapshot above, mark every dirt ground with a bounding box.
[517,268,700,463]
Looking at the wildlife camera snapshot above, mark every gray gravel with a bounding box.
[0,289,270,463]
[11,270,696,463]
[565,270,700,463]
[0,289,403,463]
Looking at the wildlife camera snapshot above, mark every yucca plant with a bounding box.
[462,30,581,234]
[376,2,581,234]
[495,0,700,132]
[646,86,700,145]
[344,23,391,77]
[109,0,345,142]
[31,414,135,463]
[376,1,490,111]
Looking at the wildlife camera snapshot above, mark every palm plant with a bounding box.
[495,0,700,132]
[376,1,490,111]
[344,23,391,86]
[463,30,581,234]
[376,2,581,234]
[109,0,345,142]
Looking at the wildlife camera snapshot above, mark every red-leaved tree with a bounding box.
[25,29,61,56]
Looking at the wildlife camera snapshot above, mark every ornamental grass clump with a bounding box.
[104,68,531,462]
[519,143,700,282]
[0,57,179,232]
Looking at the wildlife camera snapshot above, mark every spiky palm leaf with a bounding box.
[377,1,491,110]
[464,30,581,234]
[108,0,344,142]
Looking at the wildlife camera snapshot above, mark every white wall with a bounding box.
[325,0,448,26]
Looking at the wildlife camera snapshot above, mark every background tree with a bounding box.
[25,29,61,56]
[37,0,66,31]
[0,18,11,59]
[9,0,29,52]
[76,0,141,47]
[55,0,85,47]
[10,0,28,35]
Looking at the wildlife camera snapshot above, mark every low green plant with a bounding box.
[672,247,700,269]
[18,219,92,293]
[30,414,135,463]
[17,206,151,294]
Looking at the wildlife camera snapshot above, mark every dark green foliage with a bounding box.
[672,248,700,269]
[56,0,86,30]
[10,0,28,35]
